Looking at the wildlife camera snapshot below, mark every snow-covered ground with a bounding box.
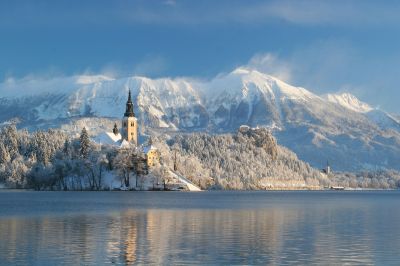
[2,66,400,171]
[324,92,373,113]
[98,170,201,191]
[168,171,202,191]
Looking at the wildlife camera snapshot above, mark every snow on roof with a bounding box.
[93,132,125,147]
[143,145,157,154]
[94,131,138,149]
[120,139,131,148]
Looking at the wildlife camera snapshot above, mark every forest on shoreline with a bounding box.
[1,125,400,190]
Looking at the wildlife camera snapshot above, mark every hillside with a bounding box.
[1,68,400,171]
[154,127,400,190]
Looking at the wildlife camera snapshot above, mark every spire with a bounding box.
[325,160,331,174]
[128,89,132,102]
[112,123,119,135]
[124,89,135,117]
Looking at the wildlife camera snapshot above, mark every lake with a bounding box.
[0,190,399,265]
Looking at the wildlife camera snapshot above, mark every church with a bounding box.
[94,89,159,167]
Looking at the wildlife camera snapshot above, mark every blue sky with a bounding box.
[2,0,400,112]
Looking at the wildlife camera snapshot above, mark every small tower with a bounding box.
[325,160,331,175]
[122,89,138,145]
[112,123,119,135]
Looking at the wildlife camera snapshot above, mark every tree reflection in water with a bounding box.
[0,192,400,265]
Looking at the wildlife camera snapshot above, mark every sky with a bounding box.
[2,0,400,112]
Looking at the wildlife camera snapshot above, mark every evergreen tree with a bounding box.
[63,139,72,158]
[0,143,11,164]
[33,131,51,165]
[79,127,90,159]
[2,125,19,160]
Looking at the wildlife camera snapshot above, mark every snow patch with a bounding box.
[324,93,372,113]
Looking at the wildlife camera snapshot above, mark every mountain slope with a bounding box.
[1,68,400,171]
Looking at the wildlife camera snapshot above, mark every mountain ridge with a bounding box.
[1,67,399,171]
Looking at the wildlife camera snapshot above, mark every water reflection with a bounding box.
[0,192,400,265]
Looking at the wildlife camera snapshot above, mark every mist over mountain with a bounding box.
[1,68,399,171]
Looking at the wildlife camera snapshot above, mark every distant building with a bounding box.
[239,125,251,133]
[322,161,331,175]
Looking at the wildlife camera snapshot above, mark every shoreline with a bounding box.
[0,187,397,192]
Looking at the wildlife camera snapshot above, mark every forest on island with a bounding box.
[0,125,150,190]
[158,127,400,190]
[1,125,400,190]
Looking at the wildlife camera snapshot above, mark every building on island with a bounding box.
[122,90,138,145]
[90,90,202,191]
[94,89,159,168]
[143,138,160,167]
[322,161,331,175]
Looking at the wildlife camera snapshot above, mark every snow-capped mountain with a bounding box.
[1,67,400,171]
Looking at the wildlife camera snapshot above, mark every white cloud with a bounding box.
[163,0,176,6]
[245,39,359,91]
[243,40,400,113]
[88,55,169,78]
[3,1,400,29]
[247,53,292,82]
[121,1,400,27]
[132,55,168,77]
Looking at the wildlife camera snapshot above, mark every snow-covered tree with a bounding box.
[113,148,136,188]
[0,142,11,164]
[79,127,90,159]
[1,125,400,190]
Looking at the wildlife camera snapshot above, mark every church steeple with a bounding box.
[124,89,135,117]
[121,89,138,145]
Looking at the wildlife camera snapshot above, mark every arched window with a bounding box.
[131,122,134,127]
[123,122,127,127]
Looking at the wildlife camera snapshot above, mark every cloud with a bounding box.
[2,43,400,114]
[0,54,170,87]
[129,1,400,28]
[247,53,293,82]
[246,39,360,91]
[3,0,400,29]
[76,55,169,78]
[114,1,400,28]
[244,39,400,113]
[163,0,176,6]
[238,1,399,26]
[132,55,168,77]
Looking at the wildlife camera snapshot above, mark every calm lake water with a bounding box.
[0,191,399,265]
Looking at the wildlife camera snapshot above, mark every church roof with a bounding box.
[120,139,132,148]
[94,132,121,145]
[143,145,157,154]
[93,132,134,148]
[124,89,135,117]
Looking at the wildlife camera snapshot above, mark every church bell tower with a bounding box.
[122,89,138,145]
